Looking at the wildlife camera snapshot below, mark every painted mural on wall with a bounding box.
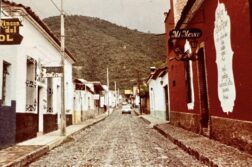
[214,2,236,113]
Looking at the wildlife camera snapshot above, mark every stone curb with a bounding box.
[153,125,218,167]
[139,115,218,167]
[3,114,108,167]
[139,116,151,124]
[133,109,140,116]
[3,145,49,167]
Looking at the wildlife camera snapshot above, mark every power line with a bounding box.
[48,0,87,53]
[49,0,61,13]
[48,0,97,80]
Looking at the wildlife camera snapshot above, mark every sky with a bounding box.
[12,0,170,34]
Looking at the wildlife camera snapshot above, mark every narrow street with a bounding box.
[29,109,205,167]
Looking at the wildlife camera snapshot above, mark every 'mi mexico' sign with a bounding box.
[0,18,23,45]
[169,28,202,39]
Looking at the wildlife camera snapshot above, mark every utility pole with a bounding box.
[0,0,2,34]
[0,0,2,21]
[117,88,120,105]
[114,81,117,108]
[80,91,83,122]
[60,0,66,136]
[137,70,142,114]
[107,67,109,115]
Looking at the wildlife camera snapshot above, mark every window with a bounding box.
[88,97,90,110]
[184,60,195,110]
[185,61,192,103]
[47,78,53,113]
[150,87,155,112]
[26,56,37,112]
[1,61,11,106]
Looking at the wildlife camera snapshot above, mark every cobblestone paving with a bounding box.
[29,110,206,167]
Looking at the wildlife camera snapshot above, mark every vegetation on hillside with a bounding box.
[44,15,166,89]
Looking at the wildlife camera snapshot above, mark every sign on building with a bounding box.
[169,28,202,39]
[42,66,63,78]
[93,94,100,100]
[124,90,133,95]
[0,18,23,44]
[214,2,236,113]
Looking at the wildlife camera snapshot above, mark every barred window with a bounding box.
[26,56,37,112]
[47,78,53,113]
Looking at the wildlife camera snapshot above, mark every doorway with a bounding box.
[197,47,209,129]
[164,85,170,121]
[37,86,44,135]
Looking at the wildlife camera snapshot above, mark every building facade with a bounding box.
[73,79,105,124]
[0,1,75,147]
[166,0,252,154]
[147,67,169,121]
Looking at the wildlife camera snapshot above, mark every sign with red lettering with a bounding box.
[0,18,23,45]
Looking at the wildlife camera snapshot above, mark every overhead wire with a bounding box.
[48,0,96,80]
[49,0,86,48]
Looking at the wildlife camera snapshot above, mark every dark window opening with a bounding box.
[2,61,11,106]
[172,80,176,87]
[184,61,192,103]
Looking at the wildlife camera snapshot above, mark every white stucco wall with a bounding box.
[148,73,168,121]
[0,13,74,115]
[84,91,95,111]
[0,46,18,106]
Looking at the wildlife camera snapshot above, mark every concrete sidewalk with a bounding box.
[0,112,108,167]
[138,113,252,167]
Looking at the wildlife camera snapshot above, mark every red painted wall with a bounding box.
[165,8,201,115]
[176,0,252,121]
[198,0,252,121]
[166,0,252,121]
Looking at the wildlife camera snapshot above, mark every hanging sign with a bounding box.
[0,18,23,44]
[169,28,202,39]
[214,2,236,113]
[42,66,63,78]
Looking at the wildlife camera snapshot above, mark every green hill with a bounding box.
[44,15,166,89]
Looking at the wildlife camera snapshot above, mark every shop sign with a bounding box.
[0,18,23,44]
[214,2,236,113]
[93,94,100,100]
[169,28,202,39]
[124,89,133,95]
[42,66,63,78]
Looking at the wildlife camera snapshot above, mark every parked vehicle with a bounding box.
[122,105,132,114]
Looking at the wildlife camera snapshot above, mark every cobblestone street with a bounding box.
[29,110,205,167]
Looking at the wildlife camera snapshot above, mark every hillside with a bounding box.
[44,15,166,89]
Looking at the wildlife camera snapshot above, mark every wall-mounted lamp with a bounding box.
[168,39,199,61]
